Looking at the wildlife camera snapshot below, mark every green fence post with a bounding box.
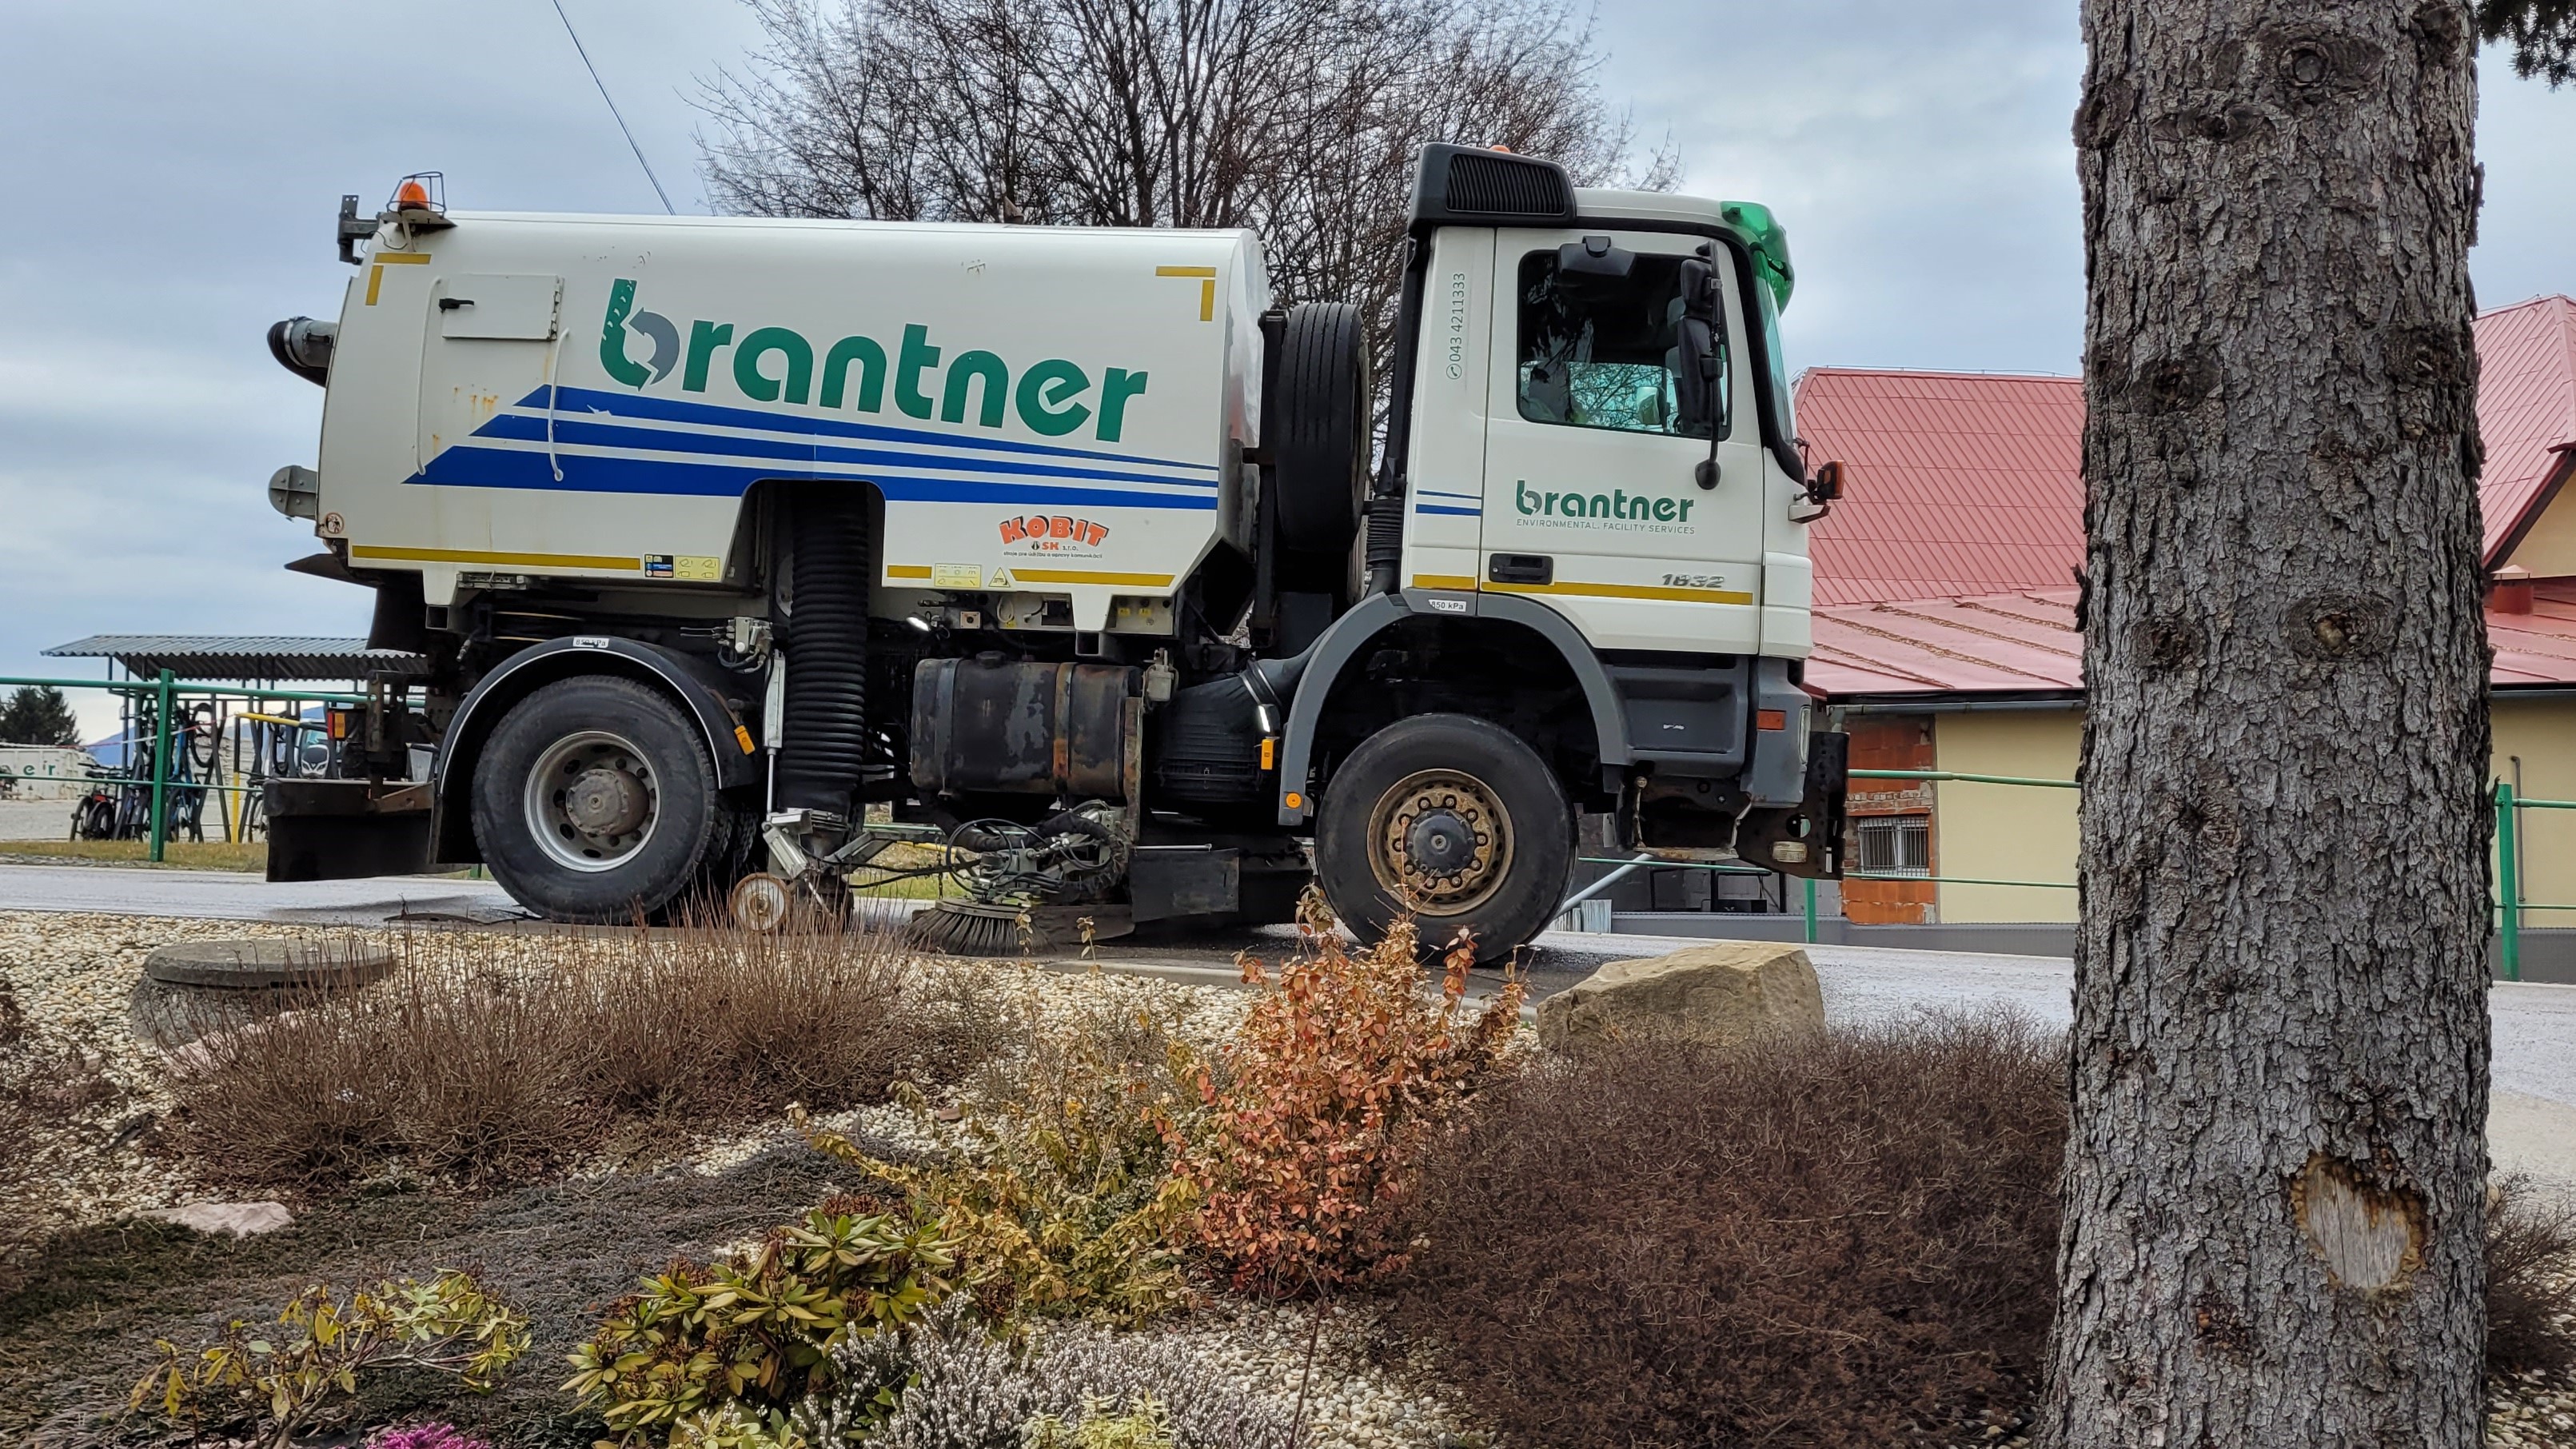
[1803,876,1818,944]
[2498,779,2522,984]
[148,669,175,864]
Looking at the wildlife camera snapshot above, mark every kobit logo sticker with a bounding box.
[1000,514,1110,548]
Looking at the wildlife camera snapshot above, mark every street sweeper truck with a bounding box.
[257,146,1848,956]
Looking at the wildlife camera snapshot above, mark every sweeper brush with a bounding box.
[904,899,1033,956]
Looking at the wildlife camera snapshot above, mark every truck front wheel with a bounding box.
[1314,714,1573,962]
[470,676,724,922]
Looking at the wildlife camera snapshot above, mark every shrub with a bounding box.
[2486,1174,2576,1376]
[800,984,1211,1327]
[1023,1395,1176,1449]
[798,1299,1292,1449]
[167,920,999,1186]
[1181,908,1522,1294]
[564,1200,962,1444]
[129,1270,529,1449]
[1386,1011,2065,1448]
[366,1423,496,1449]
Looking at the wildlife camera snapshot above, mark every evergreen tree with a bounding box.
[0,686,82,748]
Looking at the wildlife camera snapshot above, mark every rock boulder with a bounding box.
[1535,940,1825,1052]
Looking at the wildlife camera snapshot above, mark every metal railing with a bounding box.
[1573,767,2538,983]
[0,673,372,863]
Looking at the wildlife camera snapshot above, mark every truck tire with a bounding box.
[469,675,725,923]
[1272,302,1370,557]
[1313,713,1573,962]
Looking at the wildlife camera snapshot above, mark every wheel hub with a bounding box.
[523,730,660,873]
[1406,808,1477,875]
[563,768,649,837]
[1370,770,1511,916]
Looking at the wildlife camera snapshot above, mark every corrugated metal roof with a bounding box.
[2474,295,2576,563]
[1796,297,2576,604]
[1810,584,2576,698]
[42,636,429,682]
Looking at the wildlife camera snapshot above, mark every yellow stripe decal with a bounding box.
[1154,265,1218,321]
[1488,578,1755,605]
[1004,568,1177,587]
[1412,573,1752,605]
[372,251,433,263]
[884,565,934,580]
[351,545,641,571]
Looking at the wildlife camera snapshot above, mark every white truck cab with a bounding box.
[261,146,1847,957]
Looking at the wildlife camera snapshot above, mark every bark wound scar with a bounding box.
[2292,1155,2425,1292]
[2283,592,2391,661]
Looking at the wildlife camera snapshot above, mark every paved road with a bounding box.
[6,861,2569,1182]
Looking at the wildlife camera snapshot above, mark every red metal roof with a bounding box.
[1797,369,2086,606]
[1796,296,2576,603]
[1810,583,2576,698]
[2474,295,2576,563]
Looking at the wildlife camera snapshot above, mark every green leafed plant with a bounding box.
[797,990,1210,1327]
[128,1271,529,1449]
[1023,1393,1178,1449]
[564,1200,959,1445]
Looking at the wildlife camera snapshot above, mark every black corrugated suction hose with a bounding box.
[776,485,871,814]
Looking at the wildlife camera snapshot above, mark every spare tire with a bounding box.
[1271,302,1371,557]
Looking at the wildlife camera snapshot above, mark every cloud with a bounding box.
[0,0,2566,701]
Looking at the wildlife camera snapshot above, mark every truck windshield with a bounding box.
[1514,250,1725,440]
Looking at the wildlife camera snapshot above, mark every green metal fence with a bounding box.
[0,673,373,864]
[1579,766,2537,983]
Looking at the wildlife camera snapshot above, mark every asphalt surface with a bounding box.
[4,860,2569,1182]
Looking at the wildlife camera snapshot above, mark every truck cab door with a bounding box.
[1478,230,1766,655]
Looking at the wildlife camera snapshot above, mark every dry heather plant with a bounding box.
[1389,1011,2067,1448]
[166,920,999,1187]
[2487,1174,2576,1377]
[1180,900,1523,1294]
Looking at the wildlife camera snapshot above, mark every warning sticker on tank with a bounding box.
[645,554,725,581]
[931,563,983,588]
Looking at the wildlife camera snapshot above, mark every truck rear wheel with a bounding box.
[1314,713,1573,962]
[470,676,724,923]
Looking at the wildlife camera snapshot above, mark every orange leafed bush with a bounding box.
[1181,898,1522,1294]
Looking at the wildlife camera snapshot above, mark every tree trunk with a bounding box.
[2044,2,2490,1445]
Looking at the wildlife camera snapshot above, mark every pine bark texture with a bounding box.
[2045,2,2490,1445]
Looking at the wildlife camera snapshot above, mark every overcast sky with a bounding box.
[2,1,2568,738]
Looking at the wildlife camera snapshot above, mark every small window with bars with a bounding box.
[1854,816,1931,878]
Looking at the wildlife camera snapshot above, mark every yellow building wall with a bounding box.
[1916,697,2576,927]
[2502,478,2576,577]
[2493,698,2576,924]
[1929,709,2083,924]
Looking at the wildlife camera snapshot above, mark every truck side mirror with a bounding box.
[1674,252,1726,488]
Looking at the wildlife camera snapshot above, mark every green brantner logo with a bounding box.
[1514,481,1697,530]
[598,278,1150,443]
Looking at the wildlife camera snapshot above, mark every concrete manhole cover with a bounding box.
[142,939,395,990]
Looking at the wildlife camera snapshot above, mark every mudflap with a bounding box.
[263,779,435,883]
[1735,729,1848,880]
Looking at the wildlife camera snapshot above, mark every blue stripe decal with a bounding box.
[409,445,1218,509]
[1414,504,1482,517]
[1415,488,1483,501]
[469,414,1218,491]
[520,386,1218,474]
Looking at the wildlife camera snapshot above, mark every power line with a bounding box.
[548,0,677,214]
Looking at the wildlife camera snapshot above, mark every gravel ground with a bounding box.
[3,910,2568,1448]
